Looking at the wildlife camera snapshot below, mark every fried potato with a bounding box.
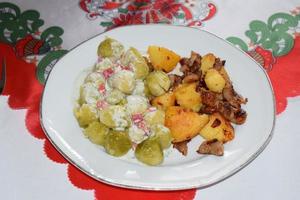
[151,92,176,110]
[204,69,226,93]
[200,53,216,73]
[148,46,180,73]
[174,83,202,112]
[199,113,234,143]
[165,106,209,143]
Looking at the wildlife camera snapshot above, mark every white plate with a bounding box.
[40,25,275,190]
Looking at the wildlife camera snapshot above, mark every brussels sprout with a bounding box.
[105,89,125,105]
[84,72,105,85]
[151,124,172,149]
[104,130,131,157]
[135,139,163,166]
[79,82,101,106]
[128,124,148,144]
[132,80,146,96]
[121,47,149,79]
[126,95,148,115]
[109,70,136,94]
[132,61,149,80]
[144,108,165,126]
[95,58,114,72]
[143,82,152,98]
[97,38,124,60]
[84,121,109,146]
[145,71,170,96]
[99,105,129,130]
[74,104,98,127]
[118,98,128,106]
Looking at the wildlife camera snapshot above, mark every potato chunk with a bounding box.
[148,46,180,72]
[200,53,216,73]
[174,83,202,112]
[199,113,234,143]
[151,92,176,110]
[204,69,226,93]
[165,106,209,143]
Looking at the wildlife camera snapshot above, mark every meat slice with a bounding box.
[223,85,247,108]
[197,139,224,156]
[199,89,247,124]
[173,140,190,156]
[168,74,182,89]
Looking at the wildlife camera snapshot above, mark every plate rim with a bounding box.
[40,24,276,191]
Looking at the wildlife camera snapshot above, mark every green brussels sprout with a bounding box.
[121,47,149,79]
[84,121,109,146]
[84,72,105,85]
[144,109,165,126]
[126,95,148,115]
[135,139,163,166]
[118,98,127,106]
[151,124,172,149]
[99,105,129,130]
[95,58,113,72]
[132,80,146,96]
[79,82,101,105]
[145,71,170,96]
[128,125,148,144]
[105,89,125,105]
[78,86,85,105]
[109,71,135,94]
[143,81,152,98]
[97,38,124,60]
[74,104,98,127]
[104,130,131,157]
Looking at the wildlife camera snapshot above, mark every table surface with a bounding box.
[1,0,300,199]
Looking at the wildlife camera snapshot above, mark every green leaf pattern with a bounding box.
[0,2,68,84]
[227,12,300,57]
[0,2,63,50]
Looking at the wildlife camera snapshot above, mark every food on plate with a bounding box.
[84,121,109,145]
[74,104,97,127]
[151,92,176,110]
[200,53,216,73]
[165,106,209,143]
[135,138,164,166]
[145,70,171,96]
[173,140,190,156]
[104,130,131,157]
[98,37,124,60]
[147,46,180,72]
[204,68,226,93]
[121,47,149,79]
[197,139,224,156]
[74,38,247,166]
[150,124,172,149]
[174,83,202,112]
[108,70,136,94]
[199,113,234,143]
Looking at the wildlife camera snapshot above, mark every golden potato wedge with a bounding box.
[174,83,202,112]
[151,92,176,110]
[199,113,234,143]
[204,69,226,93]
[165,106,209,143]
[219,66,231,87]
[201,53,216,73]
[148,46,180,73]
